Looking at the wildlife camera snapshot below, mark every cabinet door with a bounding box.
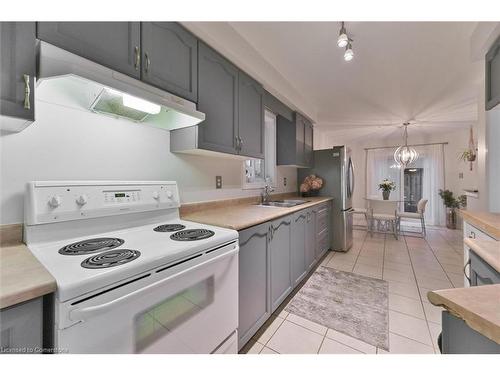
[0,297,43,353]
[305,209,316,270]
[486,35,500,110]
[0,22,35,125]
[141,22,198,102]
[238,222,271,349]
[304,120,314,167]
[315,204,329,259]
[238,71,264,158]
[270,216,292,312]
[197,42,239,155]
[291,211,307,287]
[296,114,306,166]
[37,22,140,78]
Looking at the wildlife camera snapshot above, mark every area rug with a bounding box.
[285,266,389,350]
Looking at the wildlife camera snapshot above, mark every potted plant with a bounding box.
[438,189,467,229]
[378,179,396,200]
[300,175,324,197]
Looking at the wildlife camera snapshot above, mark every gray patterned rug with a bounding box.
[285,266,389,350]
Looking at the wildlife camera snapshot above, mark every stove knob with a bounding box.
[166,190,173,199]
[76,194,88,206]
[48,195,62,208]
[152,191,160,200]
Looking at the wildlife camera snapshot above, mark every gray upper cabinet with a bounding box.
[37,22,141,79]
[238,71,264,158]
[263,90,294,121]
[270,216,292,312]
[277,112,314,168]
[197,42,239,155]
[291,211,307,287]
[238,222,271,349]
[0,22,36,131]
[141,22,198,102]
[486,35,500,110]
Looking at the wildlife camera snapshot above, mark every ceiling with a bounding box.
[227,22,486,141]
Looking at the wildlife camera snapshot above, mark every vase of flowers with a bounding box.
[300,175,324,197]
[438,189,467,229]
[379,179,396,200]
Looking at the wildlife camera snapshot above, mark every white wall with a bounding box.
[0,100,297,224]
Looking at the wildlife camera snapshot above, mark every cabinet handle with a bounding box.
[469,232,475,239]
[239,137,244,150]
[23,74,31,110]
[235,136,241,151]
[145,52,151,73]
[134,46,140,70]
[463,259,471,284]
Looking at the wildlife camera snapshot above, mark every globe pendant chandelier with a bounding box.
[394,122,418,167]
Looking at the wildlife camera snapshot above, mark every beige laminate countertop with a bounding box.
[428,285,500,344]
[464,238,500,273]
[460,210,500,240]
[181,196,333,231]
[0,225,56,309]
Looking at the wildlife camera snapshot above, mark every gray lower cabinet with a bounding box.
[238,222,271,350]
[197,41,239,155]
[291,211,307,286]
[238,70,264,158]
[441,311,500,353]
[305,209,316,271]
[270,216,292,312]
[140,22,198,102]
[37,22,141,79]
[0,22,36,132]
[486,35,500,110]
[469,250,500,286]
[0,298,43,354]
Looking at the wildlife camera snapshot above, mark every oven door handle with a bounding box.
[69,247,238,323]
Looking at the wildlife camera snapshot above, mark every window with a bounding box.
[242,109,277,189]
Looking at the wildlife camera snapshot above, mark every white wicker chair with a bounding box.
[367,200,399,239]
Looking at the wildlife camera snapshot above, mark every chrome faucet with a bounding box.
[261,179,275,204]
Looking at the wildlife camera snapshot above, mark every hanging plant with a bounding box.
[459,149,476,162]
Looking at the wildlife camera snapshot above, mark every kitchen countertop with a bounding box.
[427,285,500,345]
[459,210,500,240]
[181,196,333,231]
[0,224,56,309]
[464,238,500,272]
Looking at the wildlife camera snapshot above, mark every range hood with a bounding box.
[36,41,205,130]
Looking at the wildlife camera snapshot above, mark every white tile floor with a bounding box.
[241,226,464,354]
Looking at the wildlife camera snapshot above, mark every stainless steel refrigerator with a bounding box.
[298,146,354,252]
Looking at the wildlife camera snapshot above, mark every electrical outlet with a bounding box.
[459,173,464,179]
[216,176,222,189]
[283,177,287,186]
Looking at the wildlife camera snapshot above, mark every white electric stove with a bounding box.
[24,181,239,354]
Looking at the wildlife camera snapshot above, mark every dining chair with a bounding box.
[367,199,399,239]
[397,199,428,237]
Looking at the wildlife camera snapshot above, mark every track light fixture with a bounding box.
[337,22,348,48]
[337,22,354,61]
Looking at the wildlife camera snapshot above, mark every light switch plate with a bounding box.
[216,176,222,189]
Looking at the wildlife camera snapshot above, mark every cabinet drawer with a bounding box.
[316,207,328,233]
[464,222,496,241]
[470,250,500,286]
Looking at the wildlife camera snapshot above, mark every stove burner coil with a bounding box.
[153,224,186,232]
[81,249,141,269]
[170,229,215,241]
[59,238,125,256]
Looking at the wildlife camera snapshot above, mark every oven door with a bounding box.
[57,242,238,354]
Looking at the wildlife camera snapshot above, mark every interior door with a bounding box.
[404,168,423,212]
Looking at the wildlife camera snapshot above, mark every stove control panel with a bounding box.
[26,181,181,225]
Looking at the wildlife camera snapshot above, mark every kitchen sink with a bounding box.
[256,199,309,208]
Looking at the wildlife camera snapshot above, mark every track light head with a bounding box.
[344,41,354,61]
